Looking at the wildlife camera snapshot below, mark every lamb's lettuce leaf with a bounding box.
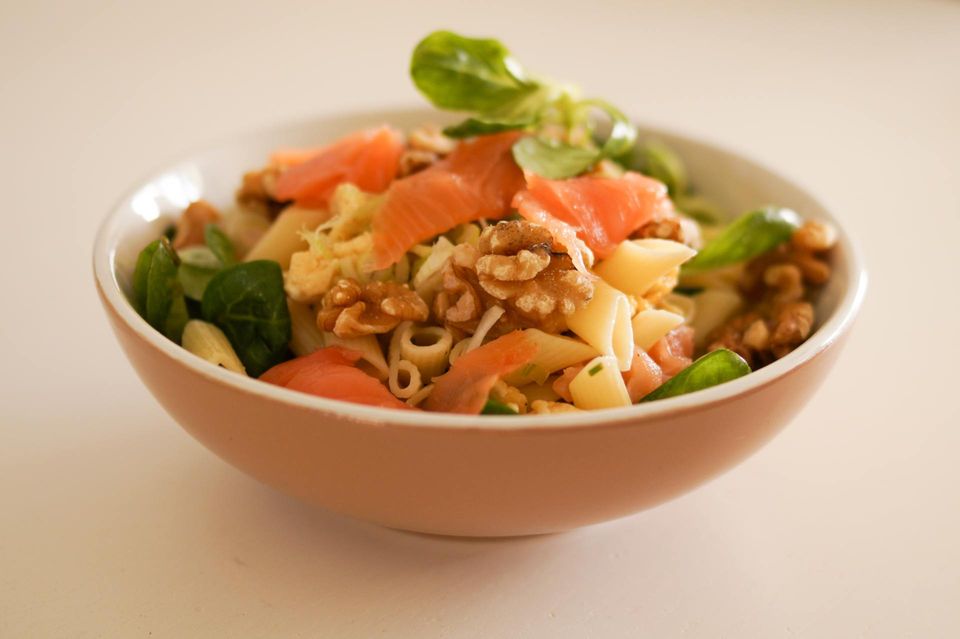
[640,349,750,402]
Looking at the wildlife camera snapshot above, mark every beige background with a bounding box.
[2,0,958,636]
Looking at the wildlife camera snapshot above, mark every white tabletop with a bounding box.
[3,1,958,636]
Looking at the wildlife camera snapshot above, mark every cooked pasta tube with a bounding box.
[632,309,685,351]
[661,293,696,324]
[181,320,246,374]
[595,238,696,297]
[566,280,634,371]
[690,287,743,348]
[399,324,453,381]
[503,329,598,386]
[287,300,325,356]
[244,205,329,268]
[389,359,422,399]
[324,332,390,381]
[568,356,631,410]
[406,383,434,407]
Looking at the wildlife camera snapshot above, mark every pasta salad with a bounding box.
[130,31,837,415]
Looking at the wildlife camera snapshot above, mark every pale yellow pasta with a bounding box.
[503,329,598,386]
[530,400,582,414]
[181,320,246,374]
[568,356,631,410]
[245,205,329,269]
[661,293,696,323]
[690,287,744,348]
[467,305,505,351]
[287,300,326,356]
[406,383,434,407]
[324,332,390,381]
[595,238,696,297]
[399,324,453,381]
[631,309,685,350]
[566,280,634,371]
[220,208,271,258]
[388,359,422,399]
[519,381,561,404]
[388,320,412,367]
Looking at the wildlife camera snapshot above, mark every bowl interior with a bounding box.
[95,107,864,428]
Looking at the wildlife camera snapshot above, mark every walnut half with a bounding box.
[318,279,429,338]
[433,221,594,335]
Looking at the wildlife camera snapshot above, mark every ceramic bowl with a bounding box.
[94,108,866,537]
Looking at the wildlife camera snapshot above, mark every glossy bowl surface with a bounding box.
[94,108,866,536]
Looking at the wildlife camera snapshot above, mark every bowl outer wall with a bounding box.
[99,280,848,537]
[93,108,865,536]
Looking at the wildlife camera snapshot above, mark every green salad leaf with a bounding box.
[584,100,637,160]
[481,398,519,415]
[177,245,222,301]
[201,261,292,377]
[204,224,236,267]
[443,115,534,139]
[132,237,189,342]
[410,31,540,114]
[631,140,688,197]
[682,207,800,273]
[410,30,639,180]
[640,349,750,402]
[511,137,600,179]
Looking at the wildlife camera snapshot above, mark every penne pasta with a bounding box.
[661,293,696,324]
[245,205,330,269]
[595,238,696,298]
[632,309,685,351]
[287,300,326,356]
[181,320,246,374]
[503,329,599,386]
[399,323,453,381]
[518,381,561,404]
[690,287,744,348]
[323,332,390,381]
[566,280,634,371]
[568,356,632,410]
[388,359,423,399]
[220,208,271,258]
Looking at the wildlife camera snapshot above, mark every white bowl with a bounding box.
[94,108,867,536]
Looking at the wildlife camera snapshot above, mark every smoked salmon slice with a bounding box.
[513,171,674,260]
[623,347,664,403]
[274,125,404,209]
[371,131,524,268]
[425,330,538,414]
[261,346,412,410]
[648,326,694,378]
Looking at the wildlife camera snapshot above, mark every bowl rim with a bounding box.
[93,106,868,432]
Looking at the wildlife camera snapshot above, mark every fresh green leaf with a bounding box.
[588,363,603,376]
[683,207,800,273]
[177,245,222,301]
[675,194,722,225]
[201,261,292,377]
[443,116,533,139]
[132,237,188,342]
[583,100,637,160]
[511,137,600,179]
[204,224,236,267]
[640,349,750,402]
[631,140,688,197]
[410,31,540,114]
[481,398,519,415]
